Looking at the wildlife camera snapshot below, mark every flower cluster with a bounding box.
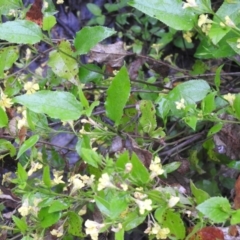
[68,174,95,195]
[183,31,194,43]
[85,219,105,240]
[149,156,165,179]
[18,197,41,217]
[175,98,186,110]
[182,0,197,9]
[220,16,236,28]
[23,81,39,94]
[97,173,116,191]
[50,224,64,237]
[135,198,152,215]
[198,14,212,35]
[0,91,13,111]
[27,161,43,176]
[223,93,235,106]
[145,222,170,239]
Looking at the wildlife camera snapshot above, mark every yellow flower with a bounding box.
[149,156,165,179]
[135,199,152,215]
[156,227,170,239]
[68,174,85,194]
[145,223,170,240]
[17,110,28,129]
[97,173,115,191]
[125,163,133,173]
[168,196,180,208]
[175,98,186,110]
[27,162,43,176]
[52,170,65,185]
[71,178,85,194]
[18,199,31,217]
[50,225,64,237]
[2,172,12,185]
[80,174,95,186]
[0,91,13,111]
[202,23,212,35]
[56,0,64,4]
[223,93,235,106]
[85,220,105,240]
[224,16,235,28]
[198,14,212,28]
[120,183,128,191]
[134,187,147,199]
[183,31,194,43]
[78,205,87,216]
[23,82,39,94]
[182,0,197,9]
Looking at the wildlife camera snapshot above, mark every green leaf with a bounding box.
[196,197,231,223]
[0,139,16,157]
[168,80,210,104]
[184,116,198,131]
[0,107,8,127]
[80,148,101,168]
[231,209,240,225]
[195,35,236,59]
[201,92,216,114]
[214,65,224,91]
[190,180,209,205]
[17,135,39,159]
[14,90,82,121]
[49,200,70,213]
[130,153,150,185]
[123,210,146,231]
[227,37,240,55]
[43,15,56,31]
[233,94,240,119]
[156,97,170,123]
[128,0,196,30]
[154,206,168,223]
[95,196,111,216]
[115,229,124,240]
[0,20,42,44]
[163,161,181,174]
[105,66,131,125]
[162,209,185,239]
[42,166,51,188]
[38,207,61,228]
[12,216,27,233]
[207,122,223,136]
[48,41,79,85]
[87,3,102,16]
[17,162,28,182]
[109,192,129,219]
[78,64,103,84]
[74,26,116,55]
[139,100,156,134]
[0,46,19,78]
[68,212,84,237]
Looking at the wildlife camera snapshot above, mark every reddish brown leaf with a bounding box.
[234,175,240,209]
[18,126,27,144]
[228,225,239,237]
[26,0,43,27]
[189,227,224,240]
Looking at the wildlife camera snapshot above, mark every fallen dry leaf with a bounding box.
[89,42,128,68]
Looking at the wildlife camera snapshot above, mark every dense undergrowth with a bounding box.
[1,0,240,239]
